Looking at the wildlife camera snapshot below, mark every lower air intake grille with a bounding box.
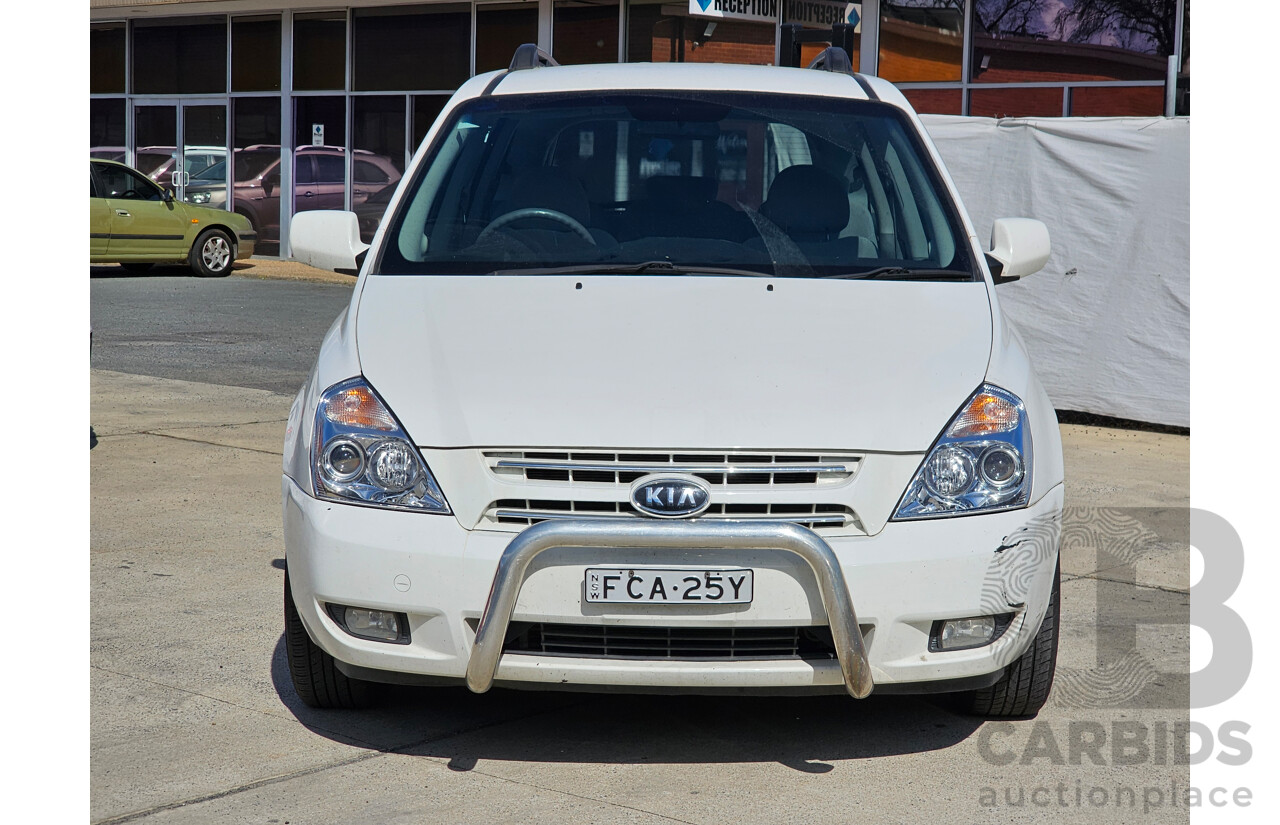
[502,622,838,661]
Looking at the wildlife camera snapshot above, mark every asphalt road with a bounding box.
[91,271,354,394]
[90,270,1193,824]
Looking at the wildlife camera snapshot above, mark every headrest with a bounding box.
[506,168,592,226]
[761,165,849,239]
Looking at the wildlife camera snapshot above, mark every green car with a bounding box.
[90,159,256,276]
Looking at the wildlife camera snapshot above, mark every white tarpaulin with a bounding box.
[920,116,1189,427]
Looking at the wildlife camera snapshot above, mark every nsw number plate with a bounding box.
[584,568,754,604]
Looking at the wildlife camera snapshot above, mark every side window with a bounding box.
[315,155,345,185]
[881,133,957,266]
[90,167,99,198]
[765,123,812,191]
[96,165,163,201]
[355,160,389,185]
[296,156,317,186]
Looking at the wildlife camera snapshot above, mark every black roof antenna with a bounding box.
[509,43,559,71]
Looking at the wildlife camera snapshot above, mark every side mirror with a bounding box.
[163,187,175,203]
[290,210,369,275]
[262,172,279,197]
[986,218,1050,284]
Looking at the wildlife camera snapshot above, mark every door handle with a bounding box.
[303,191,315,197]
[115,209,131,217]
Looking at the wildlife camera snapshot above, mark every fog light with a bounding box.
[930,614,1013,651]
[326,603,409,644]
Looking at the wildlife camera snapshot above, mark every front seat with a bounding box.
[757,165,876,258]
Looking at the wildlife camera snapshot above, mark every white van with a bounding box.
[283,47,1062,717]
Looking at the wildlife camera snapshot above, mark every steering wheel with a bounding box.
[475,207,596,246]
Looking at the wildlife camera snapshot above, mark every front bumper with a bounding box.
[283,476,1063,695]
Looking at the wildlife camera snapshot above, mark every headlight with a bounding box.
[189,192,211,204]
[892,384,1032,520]
[311,377,450,514]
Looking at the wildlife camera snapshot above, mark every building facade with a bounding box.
[90,0,1189,256]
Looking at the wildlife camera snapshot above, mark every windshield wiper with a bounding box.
[486,260,773,277]
[824,266,973,281]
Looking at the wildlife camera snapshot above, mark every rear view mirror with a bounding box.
[290,210,369,275]
[986,218,1050,284]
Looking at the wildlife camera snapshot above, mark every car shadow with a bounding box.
[89,263,256,279]
[268,634,984,773]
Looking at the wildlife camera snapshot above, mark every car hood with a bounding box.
[355,275,992,452]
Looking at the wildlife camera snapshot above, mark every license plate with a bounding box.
[584,567,754,604]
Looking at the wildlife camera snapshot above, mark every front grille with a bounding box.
[489,499,861,531]
[503,622,838,661]
[485,450,860,487]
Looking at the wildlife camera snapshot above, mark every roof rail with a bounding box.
[807,46,853,74]
[509,43,558,71]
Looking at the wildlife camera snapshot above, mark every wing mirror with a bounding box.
[262,172,279,197]
[986,218,1050,284]
[163,187,175,203]
[290,210,369,276]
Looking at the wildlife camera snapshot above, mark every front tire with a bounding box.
[189,228,235,277]
[956,560,1060,718]
[284,573,373,709]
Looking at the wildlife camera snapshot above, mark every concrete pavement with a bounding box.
[91,368,1191,824]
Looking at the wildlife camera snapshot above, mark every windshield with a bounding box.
[376,91,974,280]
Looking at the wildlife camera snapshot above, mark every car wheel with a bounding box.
[189,228,235,277]
[956,560,1059,718]
[121,263,154,274]
[284,573,374,709]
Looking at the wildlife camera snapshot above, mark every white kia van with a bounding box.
[283,46,1062,718]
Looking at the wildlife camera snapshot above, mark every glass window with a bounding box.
[970,0,1172,84]
[476,2,539,74]
[294,97,347,215]
[1070,86,1165,117]
[134,105,177,181]
[90,99,126,159]
[969,87,1064,118]
[628,1,776,65]
[229,97,284,254]
[133,16,227,95]
[353,5,470,92]
[354,95,408,242]
[900,89,963,115]
[413,95,452,151]
[356,160,392,185]
[315,155,345,184]
[878,1,964,83]
[378,91,974,281]
[553,1,619,65]
[232,16,281,92]
[294,13,346,91]
[91,23,126,94]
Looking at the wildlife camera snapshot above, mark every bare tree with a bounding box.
[1053,0,1178,55]
[974,0,1052,37]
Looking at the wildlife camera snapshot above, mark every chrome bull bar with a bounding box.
[465,519,874,698]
